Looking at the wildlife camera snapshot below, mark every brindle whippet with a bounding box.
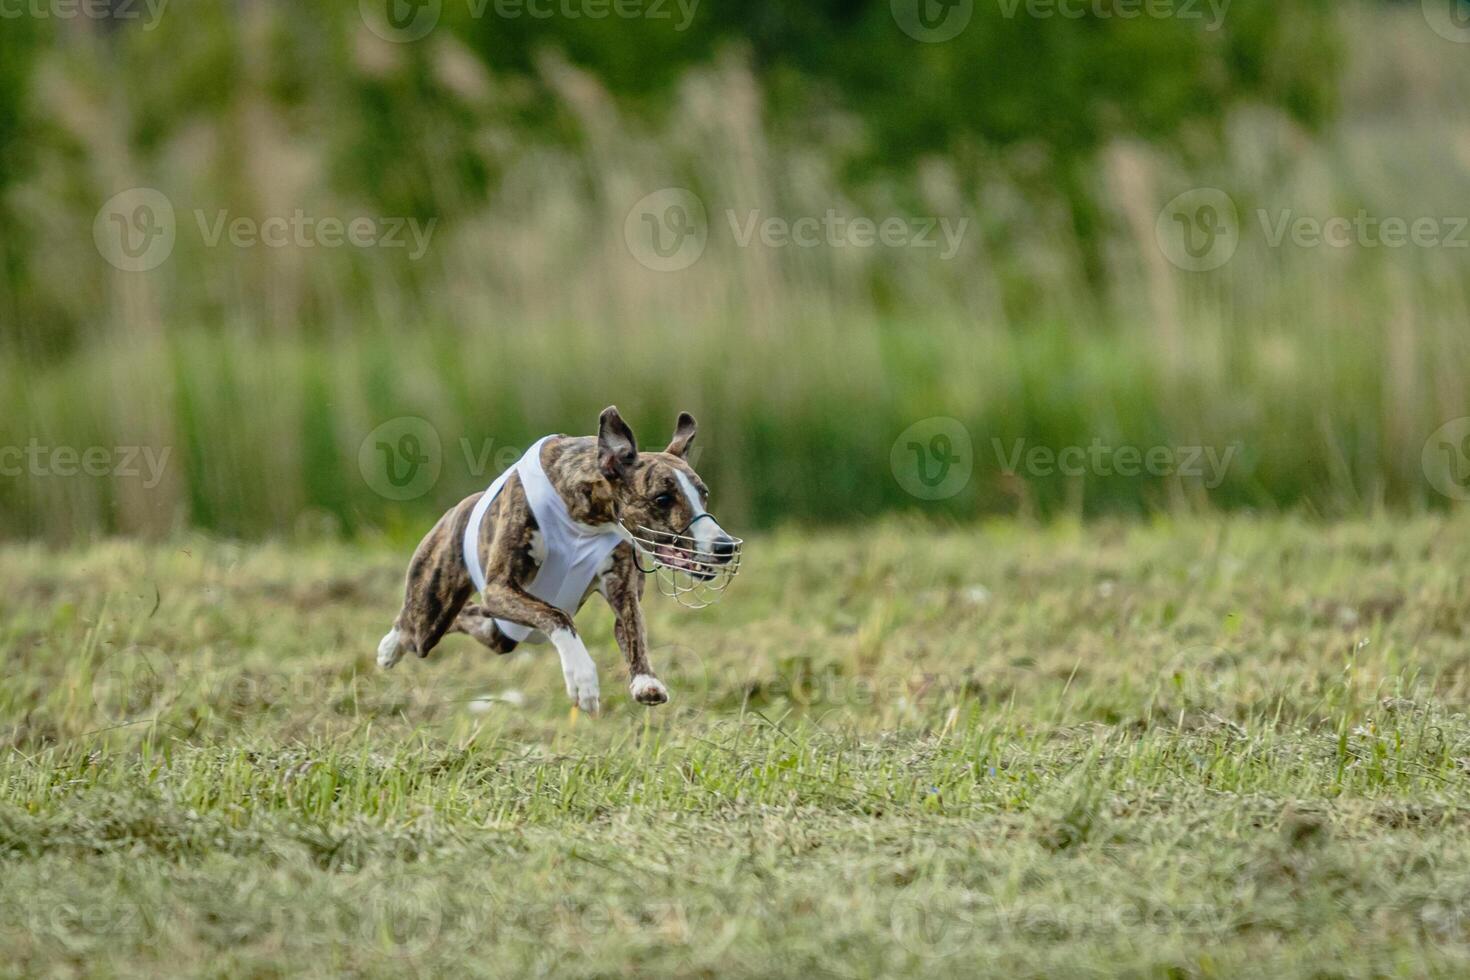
[376,407,738,713]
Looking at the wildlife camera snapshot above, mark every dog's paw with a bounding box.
[565,671,600,715]
[563,662,601,714]
[376,628,404,669]
[630,674,669,706]
[550,628,600,714]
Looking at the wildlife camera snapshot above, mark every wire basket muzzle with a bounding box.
[623,522,743,608]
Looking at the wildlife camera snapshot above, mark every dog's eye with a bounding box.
[654,493,675,509]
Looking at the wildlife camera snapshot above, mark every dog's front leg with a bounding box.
[599,545,668,705]
[477,583,601,714]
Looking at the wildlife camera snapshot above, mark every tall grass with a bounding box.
[3,4,1469,539]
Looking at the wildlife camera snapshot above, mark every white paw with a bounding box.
[564,664,600,714]
[551,629,600,714]
[630,674,669,706]
[376,628,403,669]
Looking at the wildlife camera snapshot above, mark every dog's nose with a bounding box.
[711,536,736,561]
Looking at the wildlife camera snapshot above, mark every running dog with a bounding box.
[376,407,740,713]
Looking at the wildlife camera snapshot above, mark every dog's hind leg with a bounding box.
[450,603,521,655]
[379,498,478,669]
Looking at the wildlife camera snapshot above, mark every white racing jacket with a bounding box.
[462,436,625,644]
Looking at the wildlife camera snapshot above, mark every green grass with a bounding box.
[4,515,1470,976]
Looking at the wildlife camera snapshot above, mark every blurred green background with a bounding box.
[2,0,1467,539]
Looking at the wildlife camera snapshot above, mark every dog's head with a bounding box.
[597,406,738,577]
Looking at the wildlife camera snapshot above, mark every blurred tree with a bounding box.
[430,0,1338,162]
[431,0,1340,279]
[0,1,1341,344]
[0,17,42,347]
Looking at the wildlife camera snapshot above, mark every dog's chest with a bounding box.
[523,528,615,585]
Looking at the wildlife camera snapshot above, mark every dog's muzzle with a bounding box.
[621,513,743,609]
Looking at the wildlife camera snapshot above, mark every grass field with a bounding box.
[3,515,1470,976]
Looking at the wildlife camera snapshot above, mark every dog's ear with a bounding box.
[664,412,697,459]
[597,405,638,481]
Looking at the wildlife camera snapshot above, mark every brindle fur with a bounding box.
[380,407,716,709]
